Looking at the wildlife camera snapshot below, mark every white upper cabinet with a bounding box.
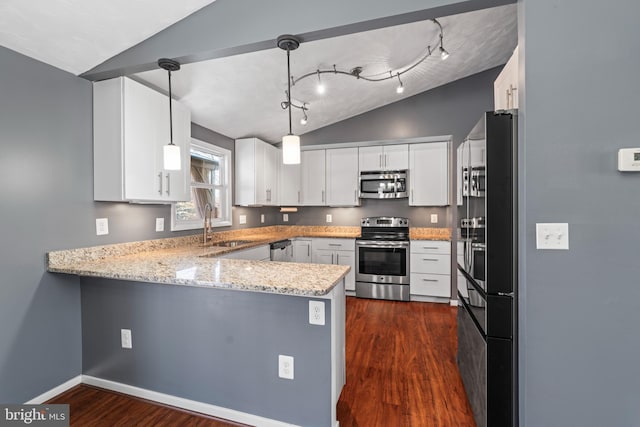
[93,76,191,203]
[326,147,360,206]
[279,162,301,206]
[235,137,279,206]
[409,142,450,206]
[494,45,519,111]
[358,144,408,172]
[301,150,326,206]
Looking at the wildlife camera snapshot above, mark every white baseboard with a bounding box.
[450,299,459,306]
[82,376,299,427]
[25,375,82,404]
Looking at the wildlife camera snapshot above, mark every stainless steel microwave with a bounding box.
[359,171,408,199]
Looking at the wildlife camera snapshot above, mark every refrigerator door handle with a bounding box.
[498,292,514,297]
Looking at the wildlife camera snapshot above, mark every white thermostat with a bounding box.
[618,148,640,171]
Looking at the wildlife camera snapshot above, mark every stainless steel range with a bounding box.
[355,217,410,301]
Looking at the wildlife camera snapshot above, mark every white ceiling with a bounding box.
[0,2,516,142]
[134,4,517,143]
[0,0,216,75]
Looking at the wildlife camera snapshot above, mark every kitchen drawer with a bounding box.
[410,253,451,275]
[410,240,451,254]
[312,238,355,252]
[410,273,451,297]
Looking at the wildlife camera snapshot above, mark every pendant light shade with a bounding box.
[158,58,182,171]
[277,34,301,165]
[282,134,301,164]
[163,144,182,170]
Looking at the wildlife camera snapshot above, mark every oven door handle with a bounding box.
[356,240,410,248]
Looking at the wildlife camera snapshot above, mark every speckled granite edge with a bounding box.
[47,225,450,268]
[410,227,452,241]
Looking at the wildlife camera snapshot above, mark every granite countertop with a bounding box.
[46,225,451,297]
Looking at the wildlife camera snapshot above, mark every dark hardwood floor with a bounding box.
[47,297,474,426]
[47,384,247,427]
[337,297,475,427]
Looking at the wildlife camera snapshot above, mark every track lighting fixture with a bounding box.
[395,73,405,94]
[277,34,302,165]
[286,18,451,124]
[316,70,326,95]
[158,58,182,171]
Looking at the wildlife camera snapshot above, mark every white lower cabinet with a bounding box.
[311,238,356,291]
[219,245,270,261]
[410,240,451,300]
[292,238,312,263]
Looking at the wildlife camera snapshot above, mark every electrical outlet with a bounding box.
[260,214,265,224]
[326,214,332,223]
[96,218,109,236]
[239,215,247,225]
[430,214,438,224]
[536,223,569,250]
[155,217,165,232]
[309,300,325,325]
[278,355,294,380]
[121,329,132,349]
[283,214,289,222]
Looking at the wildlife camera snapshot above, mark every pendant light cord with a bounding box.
[286,48,292,136]
[168,69,174,146]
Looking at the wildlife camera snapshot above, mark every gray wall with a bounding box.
[0,46,273,403]
[301,67,500,147]
[81,278,333,426]
[518,1,640,426]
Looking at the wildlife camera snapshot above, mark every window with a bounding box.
[171,139,232,230]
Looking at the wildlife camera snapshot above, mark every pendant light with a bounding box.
[158,58,182,171]
[277,35,301,165]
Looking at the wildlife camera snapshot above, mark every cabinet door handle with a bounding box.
[422,258,439,262]
[422,278,438,282]
[385,154,388,168]
[336,253,340,264]
[158,172,163,195]
[379,154,382,168]
[331,253,334,264]
[307,244,310,257]
[423,247,439,250]
[411,189,414,203]
[329,243,342,247]
[322,190,325,203]
[298,191,301,204]
[354,189,358,203]
[166,174,171,196]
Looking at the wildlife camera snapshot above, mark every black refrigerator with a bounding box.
[456,110,518,427]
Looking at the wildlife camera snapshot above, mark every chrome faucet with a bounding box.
[203,203,213,245]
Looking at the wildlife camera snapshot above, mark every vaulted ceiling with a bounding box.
[0,1,517,142]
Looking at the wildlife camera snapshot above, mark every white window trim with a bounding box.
[171,138,232,231]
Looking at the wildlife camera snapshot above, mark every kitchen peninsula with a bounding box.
[47,226,355,427]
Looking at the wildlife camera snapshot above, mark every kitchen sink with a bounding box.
[212,240,253,247]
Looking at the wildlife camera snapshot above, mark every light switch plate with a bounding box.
[536,223,569,250]
[260,214,265,224]
[326,214,332,223]
[155,218,164,232]
[283,214,289,222]
[239,215,247,225]
[121,329,132,349]
[430,214,438,224]
[96,218,109,236]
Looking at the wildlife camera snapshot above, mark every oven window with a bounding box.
[358,247,407,276]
